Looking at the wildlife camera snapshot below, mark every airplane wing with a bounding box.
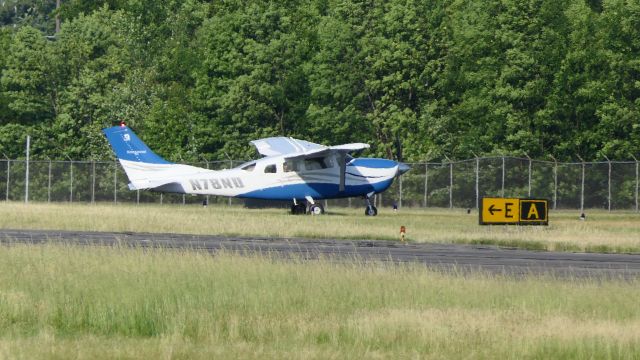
[250,137,369,158]
[250,137,324,157]
[250,137,370,192]
[281,143,369,161]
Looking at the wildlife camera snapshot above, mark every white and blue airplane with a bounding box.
[103,124,409,215]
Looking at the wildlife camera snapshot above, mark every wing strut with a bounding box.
[338,153,346,192]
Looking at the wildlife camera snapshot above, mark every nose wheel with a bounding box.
[364,192,378,216]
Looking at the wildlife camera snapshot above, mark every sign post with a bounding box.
[480,197,548,225]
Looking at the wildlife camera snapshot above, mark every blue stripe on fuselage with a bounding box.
[237,179,394,201]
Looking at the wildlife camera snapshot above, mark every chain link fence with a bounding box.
[1,157,638,211]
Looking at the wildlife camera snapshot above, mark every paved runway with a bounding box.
[1,229,639,279]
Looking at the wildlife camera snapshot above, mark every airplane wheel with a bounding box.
[309,204,324,215]
[365,205,378,216]
[291,204,306,215]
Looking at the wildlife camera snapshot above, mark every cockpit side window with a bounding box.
[264,164,277,173]
[283,160,300,172]
[241,163,256,171]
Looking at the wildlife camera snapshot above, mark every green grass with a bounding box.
[1,202,639,253]
[0,244,638,359]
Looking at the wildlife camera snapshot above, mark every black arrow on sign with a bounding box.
[488,204,502,215]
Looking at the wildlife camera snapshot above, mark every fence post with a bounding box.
[603,155,611,211]
[64,156,73,203]
[47,158,52,203]
[5,159,9,202]
[137,190,140,205]
[25,135,29,204]
[474,157,479,209]
[577,155,585,213]
[550,155,558,210]
[633,155,639,213]
[471,153,479,210]
[501,156,505,198]
[445,156,453,209]
[70,161,73,203]
[423,162,428,208]
[91,160,96,204]
[3,154,9,201]
[525,153,531,197]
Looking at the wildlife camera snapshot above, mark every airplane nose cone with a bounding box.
[397,162,410,175]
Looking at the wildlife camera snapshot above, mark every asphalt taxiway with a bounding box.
[1,229,638,279]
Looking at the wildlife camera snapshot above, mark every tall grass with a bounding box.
[2,202,640,253]
[0,244,638,359]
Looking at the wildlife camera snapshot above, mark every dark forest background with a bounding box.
[0,0,638,162]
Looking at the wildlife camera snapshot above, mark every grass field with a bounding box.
[1,202,639,253]
[0,244,638,359]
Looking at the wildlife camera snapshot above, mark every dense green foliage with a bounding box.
[0,0,638,161]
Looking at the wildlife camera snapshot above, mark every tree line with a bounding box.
[0,0,638,162]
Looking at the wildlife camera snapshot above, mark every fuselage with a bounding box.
[140,154,399,201]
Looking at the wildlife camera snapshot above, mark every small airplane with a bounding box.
[103,123,409,215]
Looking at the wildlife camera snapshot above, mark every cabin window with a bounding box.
[264,164,277,173]
[284,160,300,172]
[304,157,333,170]
[241,163,256,171]
[323,156,335,168]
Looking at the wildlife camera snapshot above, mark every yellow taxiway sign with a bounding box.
[480,197,548,225]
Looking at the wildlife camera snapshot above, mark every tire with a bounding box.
[309,204,324,215]
[291,203,306,215]
[365,205,378,216]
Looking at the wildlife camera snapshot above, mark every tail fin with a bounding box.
[102,125,172,164]
[103,125,182,191]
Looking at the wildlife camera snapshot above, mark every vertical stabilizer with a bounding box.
[103,125,185,190]
[102,125,172,164]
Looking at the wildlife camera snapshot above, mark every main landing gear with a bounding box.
[291,202,307,215]
[309,203,324,215]
[364,192,378,216]
[290,197,325,215]
[290,194,378,216]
